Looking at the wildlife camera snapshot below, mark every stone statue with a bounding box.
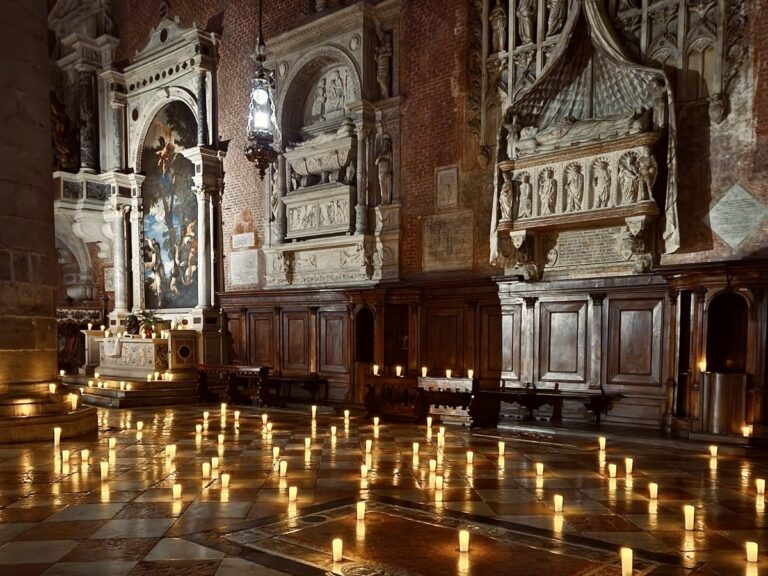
[505,115,521,160]
[517,0,536,44]
[50,93,79,171]
[375,29,393,99]
[593,160,611,208]
[565,164,583,212]
[547,0,566,36]
[637,150,657,201]
[311,79,326,119]
[374,125,393,204]
[518,174,532,218]
[538,168,557,215]
[326,70,346,113]
[619,154,640,204]
[517,113,648,154]
[499,171,514,220]
[490,0,507,53]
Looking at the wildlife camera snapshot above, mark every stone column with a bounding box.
[208,189,217,308]
[129,200,143,312]
[112,207,129,313]
[522,297,538,384]
[589,293,606,390]
[197,69,209,146]
[196,186,210,309]
[78,69,98,172]
[355,126,368,235]
[277,155,287,243]
[110,101,125,171]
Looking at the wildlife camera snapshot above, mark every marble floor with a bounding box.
[0,405,766,575]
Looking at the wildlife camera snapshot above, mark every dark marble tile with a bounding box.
[61,537,161,562]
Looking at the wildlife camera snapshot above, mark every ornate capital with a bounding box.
[589,293,607,305]
[523,296,538,309]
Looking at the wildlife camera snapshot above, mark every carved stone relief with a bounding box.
[306,67,354,124]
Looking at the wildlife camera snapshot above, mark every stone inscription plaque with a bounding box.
[230,249,259,286]
[232,231,255,250]
[706,184,768,251]
[545,227,623,268]
[423,210,473,272]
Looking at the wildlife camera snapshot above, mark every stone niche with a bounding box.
[490,2,680,282]
[261,0,402,289]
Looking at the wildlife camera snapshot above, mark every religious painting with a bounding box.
[435,165,459,211]
[141,101,198,309]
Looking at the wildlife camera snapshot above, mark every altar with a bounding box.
[95,330,198,381]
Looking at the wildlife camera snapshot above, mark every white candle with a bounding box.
[396,365,402,377]
[167,444,176,459]
[311,405,317,419]
[262,413,268,425]
[125,383,132,391]
[412,442,419,454]
[459,530,470,552]
[218,434,225,445]
[445,369,452,378]
[330,425,337,437]
[426,416,433,429]
[202,462,211,478]
[757,478,766,495]
[220,402,227,414]
[136,421,144,431]
[234,410,240,421]
[288,486,298,501]
[357,501,366,520]
[554,494,564,513]
[53,427,62,446]
[195,424,202,434]
[273,447,280,461]
[625,457,634,475]
[649,482,658,499]
[709,445,718,458]
[104,330,110,338]
[598,436,606,451]
[429,459,437,472]
[211,456,219,469]
[62,449,70,461]
[279,460,288,477]
[154,371,159,380]
[620,547,633,576]
[466,451,474,464]
[99,325,105,332]
[536,462,544,477]
[81,449,89,462]
[746,541,759,563]
[373,364,379,376]
[203,411,210,421]
[87,323,93,330]
[221,473,231,488]
[173,483,182,500]
[373,416,380,426]
[421,366,427,377]
[498,441,505,456]
[94,372,101,379]
[467,369,474,379]
[100,461,108,481]
[48,383,56,394]
[69,394,78,411]
[119,381,125,390]
[743,425,752,437]
[344,409,350,420]
[608,463,617,478]
[435,475,444,490]
[365,439,373,453]
[332,538,343,562]
[361,464,368,478]
[266,422,273,432]
[684,504,695,530]
[59,369,65,377]
[305,437,311,449]
[108,437,117,450]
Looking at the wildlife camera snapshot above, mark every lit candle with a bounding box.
[330,425,337,437]
[53,427,62,446]
[195,424,202,434]
[100,461,108,481]
[167,444,176,459]
[412,442,419,455]
[266,422,273,432]
[553,494,564,513]
[743,425,752,437]
[462,452,472,465]
[234,410,240,421]
[396,365,402,377]
[625,457,634,475]
[202,462,211,478]
[279,460,288,477]
[221,473,231,488]
[305,437,311,449]
[459,529,470,553]
[709,445,718,458]
[498,441,505,456]
[746,541,759,563]
[445,369,452,378]
[649,482,658,499]
[426,416,433,429]
[108,437,117,450]
[95,371,100,379]
[211,456,219,469]
[361,464,368,478]
[173,483,182,500]
[203,411,210,421]
[218,434,225,445]
[81,449,89,462]
[757,478,766,495]
[288,486,298,501]
[262,413,268,425]
[608,463,617,478]
[99,325,105,332]
[48,383,56,394]
[119,381,126,390]
[311,405,317,419]
[87,323,93,330]
[684,504,695,530]
[536,462,544,477]
[104,330,110,338]
[620,547,633,576]
[125,383,132,391]
[69,394,78,411]
[420,366,427,378]
[357,501,366,520]
[365,439,373,453]
[273,447,280,461]
[429,459,437,472]
[373,416,380,426]
[62,449,70,461]
[154,371,159,380]
[332,538,343,562]
[372,364,379,376]
[698,359,707,372]
[598,436,606,450]
[136,421,144,431]
[435,475,444,490]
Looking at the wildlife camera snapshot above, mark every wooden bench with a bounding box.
[468,383,624,428]
[198,364,270,405]
[261,374,330,407]
[363,376,429,421]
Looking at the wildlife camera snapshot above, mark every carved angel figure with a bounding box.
[499,171,514,220]
[565,164,584,212]
[538,169,557,215]
[637,151,657,201]
[593,161,611,208]
[518,174,532,218]
[619,155,640,204]
[311,79,326,119]
[546,0,566,36]
[490,0,507,53]
[517,0,535,44]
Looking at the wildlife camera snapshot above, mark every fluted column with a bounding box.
[355,126,368,234]
[78,69,98,172]
[278,155,287,243]
[110,101,125,171]
[112,207,129,312]
[196,187,210,309]
[197,70,209,146]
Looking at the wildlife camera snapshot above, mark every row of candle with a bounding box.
[372,365,474,379]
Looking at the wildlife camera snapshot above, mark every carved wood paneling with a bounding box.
[480,305,504,377]
[319,310,348,374]
[282,310,310,373]
[538,300,587,383]
[499,304,522,382]
[226,315,244,364]
[248,311,274,367]
[607,298,663,386]
[424,306,465,373]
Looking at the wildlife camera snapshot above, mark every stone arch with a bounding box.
[276,45,362,145]
[130,86,198,172]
